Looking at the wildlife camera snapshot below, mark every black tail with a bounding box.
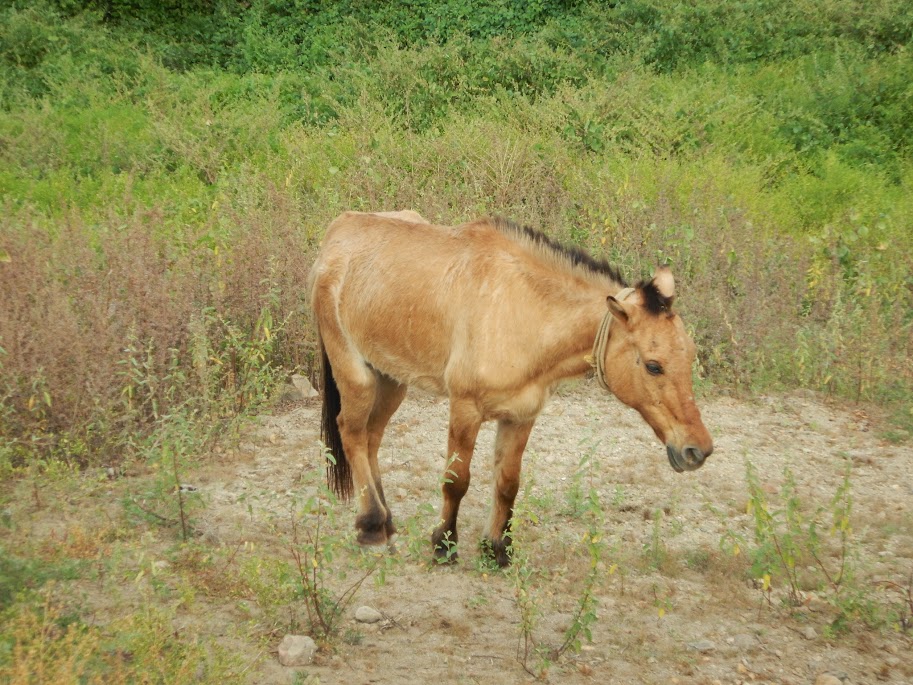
[319,336,352,500]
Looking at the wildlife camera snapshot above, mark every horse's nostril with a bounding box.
[683,446,705,465]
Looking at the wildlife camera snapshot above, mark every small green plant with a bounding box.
[123,409,206,541]
[401,502,437,562]
[510,468,607,678]
[288,491,377,640]
[508,490,545,677]
[563,436,600,517]
[720,460,889,632]
[642,508,668,571]
[287,451,384,640]
[552,506,606,658]
[433,530,458,565]
[875,569,913,633]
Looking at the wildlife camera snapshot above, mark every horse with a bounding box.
[310,211,713,566]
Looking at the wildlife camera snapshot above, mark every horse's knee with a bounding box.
[443,476,470,501]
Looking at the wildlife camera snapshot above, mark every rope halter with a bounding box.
[590,287,635,392]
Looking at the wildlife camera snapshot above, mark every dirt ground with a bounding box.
[190,385,912,685]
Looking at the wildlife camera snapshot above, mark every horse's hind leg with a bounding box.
[367,374,407,538]
[431,399,482,562]
[319,331,391,545]
[484,418,535,567]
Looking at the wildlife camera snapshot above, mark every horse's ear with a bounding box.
[653,266,675,300]
[606,294,631,324]
[639,266,675,315]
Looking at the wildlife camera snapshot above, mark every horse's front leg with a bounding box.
[431,399,482,562]
[485,418,535,567]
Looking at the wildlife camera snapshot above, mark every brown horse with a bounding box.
[310,211,713,566]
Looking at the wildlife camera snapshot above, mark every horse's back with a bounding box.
[313,212,471,389]
[312,212,556,396]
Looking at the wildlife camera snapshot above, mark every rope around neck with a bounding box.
[591,287,634,392]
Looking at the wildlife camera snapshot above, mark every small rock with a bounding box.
[802,626,818,640]
[238,442,256,455]
[354,606,383,624]
[292,374,319,399]
[687,639,716,653]
[395,488,408,501]
[729,634,756,651]
[278,635,317,667]
[814,675,843,685]
[152,560,170,573]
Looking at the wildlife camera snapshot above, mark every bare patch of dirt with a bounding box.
[194,386,913,684]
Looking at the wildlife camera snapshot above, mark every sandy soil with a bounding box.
[187,384,913,685]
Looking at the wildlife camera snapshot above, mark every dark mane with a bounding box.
[491,217,628,288]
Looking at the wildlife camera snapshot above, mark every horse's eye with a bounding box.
[646,361,663,376]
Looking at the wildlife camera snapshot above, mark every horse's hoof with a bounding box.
[482,537,512,567]
[356,527,388,546]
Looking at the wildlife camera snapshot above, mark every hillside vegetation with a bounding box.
[2,3,913,684]
[1,0,912,469]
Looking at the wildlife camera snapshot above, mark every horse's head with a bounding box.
[600,267,713,472]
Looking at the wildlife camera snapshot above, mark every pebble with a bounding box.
[686,639,716,653]
[814,674,843,685]
[802,626,818,640]
[277,635,317,667]
[355,605,383,623]
[727,634,756,652]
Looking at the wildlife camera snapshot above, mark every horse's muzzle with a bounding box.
[666,444,710,472]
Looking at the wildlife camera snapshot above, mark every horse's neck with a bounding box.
[534,279,614,386]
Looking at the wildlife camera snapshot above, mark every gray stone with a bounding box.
[292,374,319,399]
[802,626,818,640]
[686,639,716,653]
[355,606,383,624]
[278,634,317,667]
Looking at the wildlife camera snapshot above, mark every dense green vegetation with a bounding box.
[1,0,912,472]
